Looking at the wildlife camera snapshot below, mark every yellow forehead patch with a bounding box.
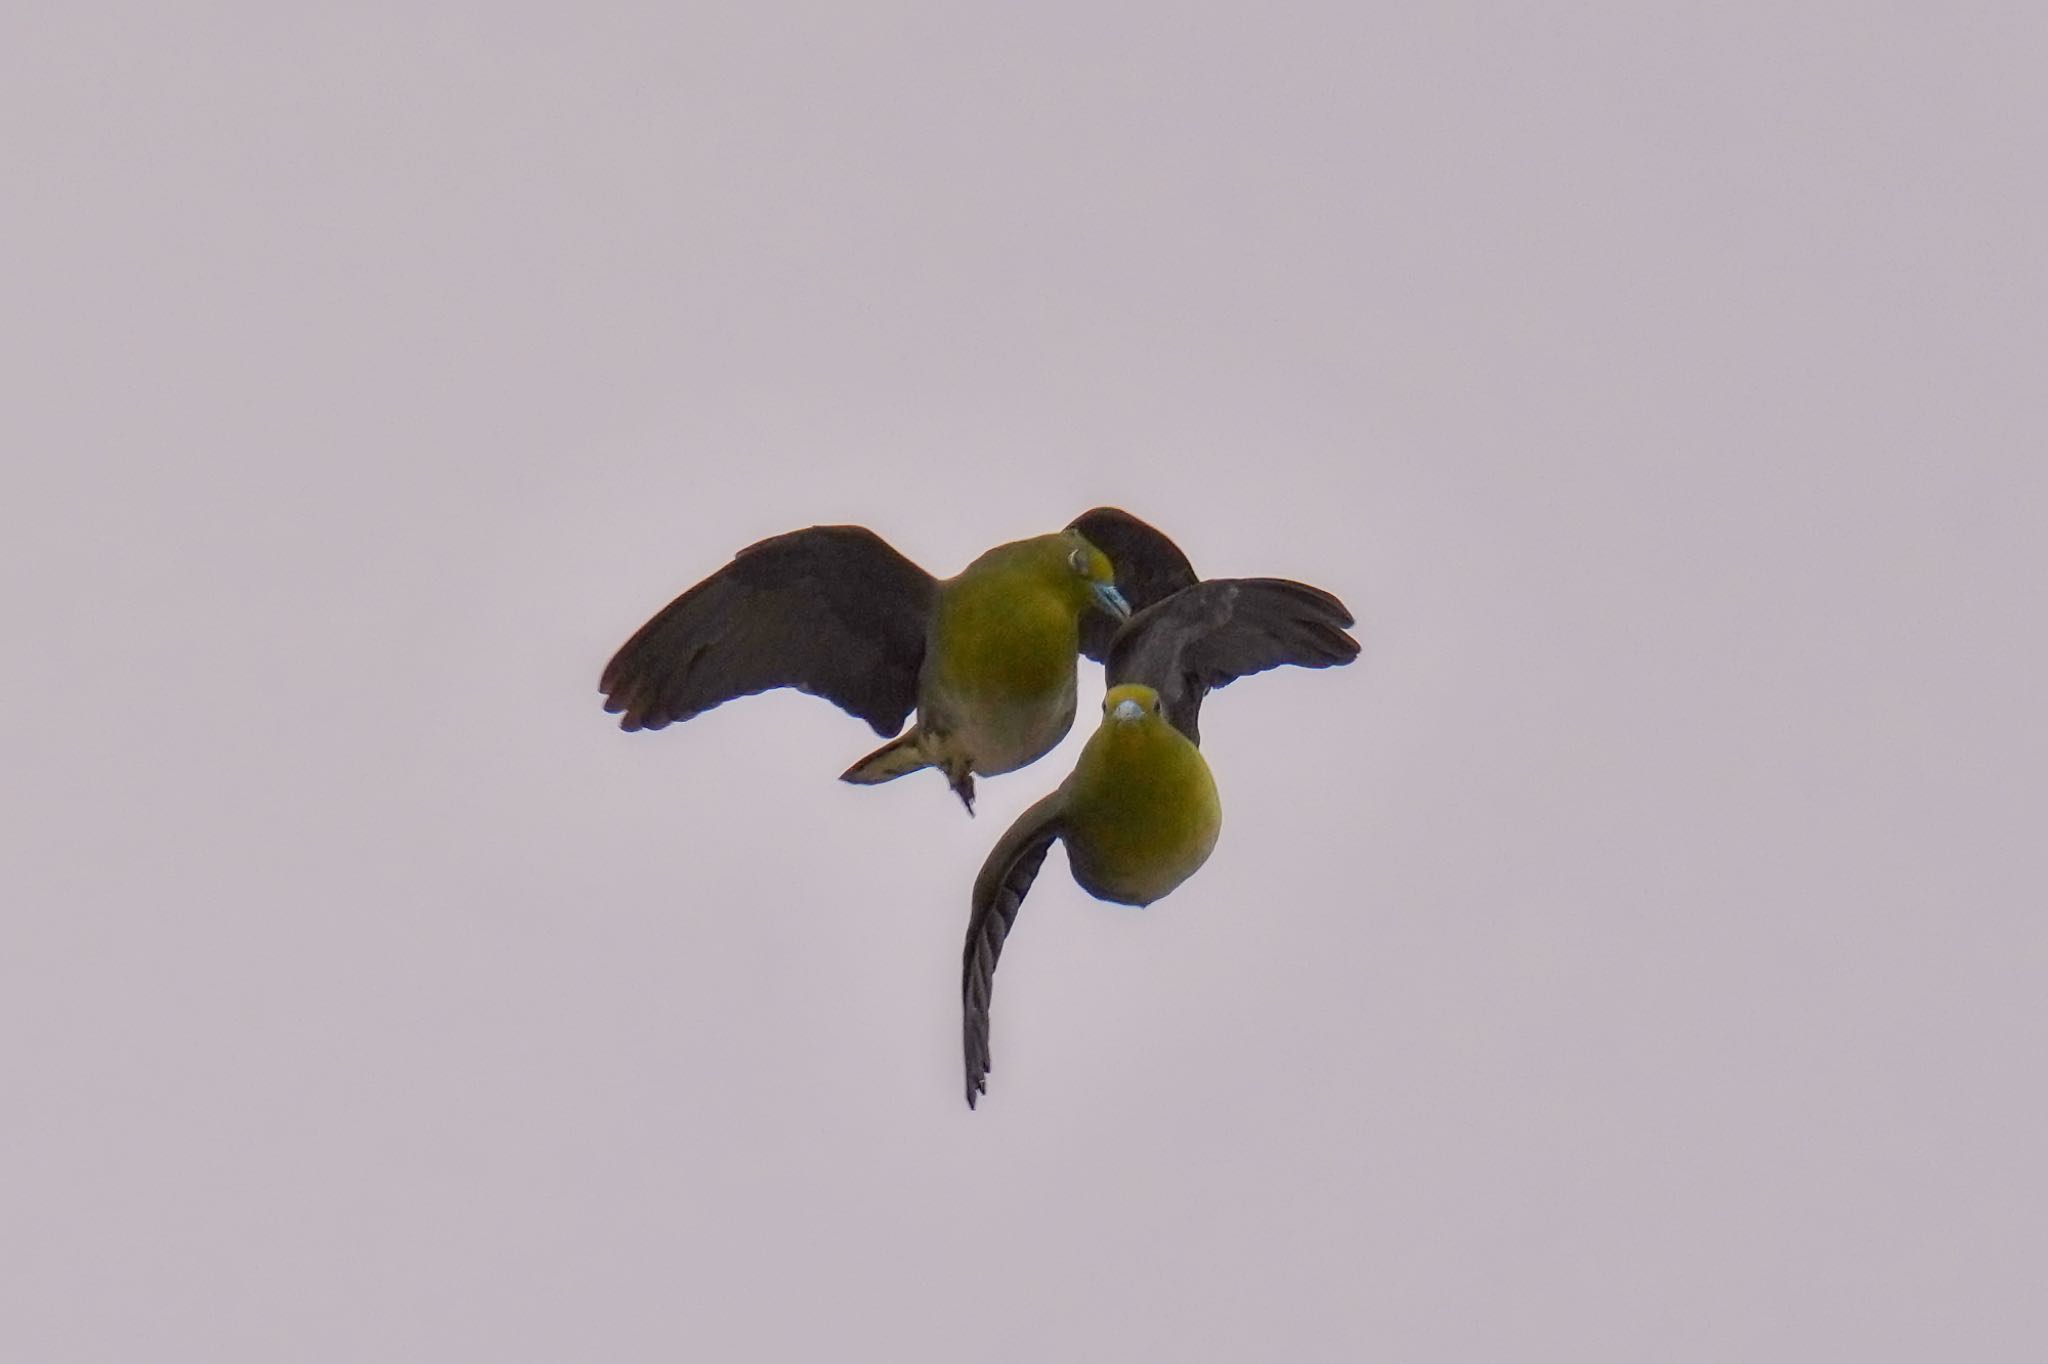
[1103,683,1160,712]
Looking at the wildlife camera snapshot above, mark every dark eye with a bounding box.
[1069,547,1089,574]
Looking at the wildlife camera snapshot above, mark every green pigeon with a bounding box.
[599,509,1197,811]
[961,576,1360,1107]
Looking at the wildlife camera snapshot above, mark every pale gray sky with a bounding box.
[5,5,2044,1360]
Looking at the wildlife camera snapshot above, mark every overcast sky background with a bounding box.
[6,5,2043,1360]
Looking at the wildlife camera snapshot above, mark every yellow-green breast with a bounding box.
[1062,690,1223,906]
[928,555,1080,702]
[920,537,1094,774]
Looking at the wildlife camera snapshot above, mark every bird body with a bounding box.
[603,520,1140,811]
[1060,685,1221,906]
[840,533,1118,806]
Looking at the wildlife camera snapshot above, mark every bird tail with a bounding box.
[840,731,932,787]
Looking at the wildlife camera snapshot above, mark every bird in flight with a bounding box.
[961,576,1359,1108]
[599,509,1198,812]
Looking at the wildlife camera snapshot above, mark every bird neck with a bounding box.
[1071,717,1210,805]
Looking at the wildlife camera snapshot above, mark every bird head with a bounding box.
[1102,683,1164,726]
[1059,529,1129,621]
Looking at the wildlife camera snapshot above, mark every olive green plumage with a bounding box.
[599,511,1198,810]
[852,535,1119,806]
[1060,685,1222,906]
[962,579,1359,1108]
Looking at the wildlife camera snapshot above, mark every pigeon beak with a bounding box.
[1093,582,1131,620]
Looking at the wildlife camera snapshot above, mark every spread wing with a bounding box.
[1067,508,1200,663]
[962,792,1066,1109]
[1105,578,1359,744]
[600,526,937,736]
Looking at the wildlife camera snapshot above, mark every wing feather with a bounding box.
[1105,578,1360,742]
[600,526,936,736]
[962,793,1066,1109]
[1066,508,1200,662]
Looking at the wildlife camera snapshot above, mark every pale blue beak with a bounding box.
[1110,698,1146,723]
[1092,582,1131,619]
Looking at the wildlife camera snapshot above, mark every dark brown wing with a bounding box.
[963,792,1066,1110]
[1105,578,1359,744]
[1067,508,1200,662]
[600,526,936,736]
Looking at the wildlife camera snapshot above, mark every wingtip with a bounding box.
[610,705,660,732]
[1253,576,1358,626]
[1248,579,1363,663]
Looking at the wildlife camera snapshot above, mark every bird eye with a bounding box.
[1068,547,1089,575]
